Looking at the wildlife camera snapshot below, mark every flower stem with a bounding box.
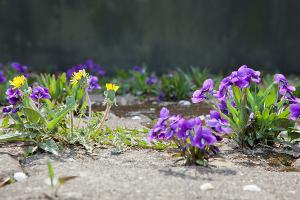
[86,89,92,122]
[70,111,74,134]
[98,103,112,132]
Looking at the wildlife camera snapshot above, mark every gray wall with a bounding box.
[0,0,300,74]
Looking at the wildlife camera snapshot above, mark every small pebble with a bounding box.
[199,115,206,120]
[292,158,300,169]
[13,172,27,182]
[243,184,261,192]
[200,183,214,190]
[178,100,191,106]
[132,116,141,120]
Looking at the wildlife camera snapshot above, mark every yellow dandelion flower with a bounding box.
[70,69,87,85]
[9,75,26,89]
[106,83,119,92]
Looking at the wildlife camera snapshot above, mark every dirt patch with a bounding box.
[93,100,210,120]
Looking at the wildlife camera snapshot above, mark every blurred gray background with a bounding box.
[0,0,299,74]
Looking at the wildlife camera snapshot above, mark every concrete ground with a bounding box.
[0,147,299,200]
[0,112,299,200]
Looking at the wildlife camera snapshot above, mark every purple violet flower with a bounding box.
[157,91,165,102]
[147,107,183,142]
[85,59,106,77]
[0,70,6,83]
[2,105,18,114]
[206,110,232,134]
[230,65,261,88]
[177,117,201,139]
[132,66,145,74]
[2,105,12,113]
[6,88,21,105]
[88,76,101,92]
[216,65,260,98]
[216,77,232,98]
[290,104,300,120]
[30,86,51,101]
[11,62,28,74]
[192,79,214,103]
[148,107,221,164]
[146,73,158,85]
[147,107,169,142]
[274,74,300,103]
[274,74,295,95]
[191,126,217,149]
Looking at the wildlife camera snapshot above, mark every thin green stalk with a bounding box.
[86,89,92,122]
[98,103,112,132]
[70,111,74,134]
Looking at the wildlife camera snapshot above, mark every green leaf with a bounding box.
[232,86,241,106]
[195,159,208,166]
[23,146,38,157]
[262,108,269,120]
[66,95,76,105]
[47,96,76,131]
[44,99,55,110]
[264,89,276,107]
[247,136,255,147]
[9,113,23,124]
[226,100,239,125]
[278,108,290,119]
[58,176,77,186]
[1,115,10,128]
[246,89,257,110]
[47,160,55,189]
[0,132,30,142]
[23,108,47,126]
[259,83,275,104]
[39,139,60,155]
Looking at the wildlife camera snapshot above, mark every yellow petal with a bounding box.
[112,84,119,92]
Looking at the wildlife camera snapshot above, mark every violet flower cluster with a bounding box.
[85,59,106,77]
[191,65,300,138]
[2,88,22,114]
[273,74,300,121]
[146,73,158,85]
[6,88,21,105]
[132,66,145,74]
[148,107,231,164]
[30,86,51,101]
[192,65,260,108]
[3,85,51,114]
[11,62,30,77]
